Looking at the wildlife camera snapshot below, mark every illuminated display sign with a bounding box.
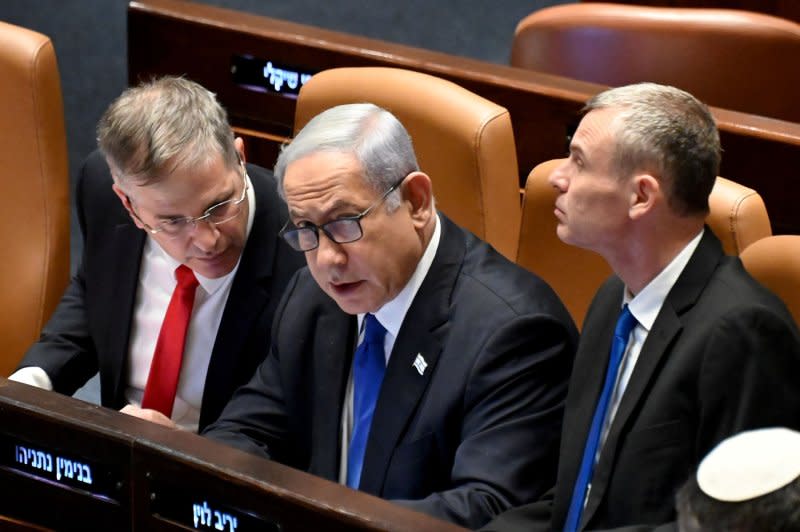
[16,444,93,484]
[151,481,279,532]
[231,55,315,98]
[0,435,122,502]
[193,501,240,531]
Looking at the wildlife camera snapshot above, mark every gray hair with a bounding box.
[274,103,419,210]
[97,76,239,184]
[584,83,721,216]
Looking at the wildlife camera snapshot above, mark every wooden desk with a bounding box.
[0,378,465,531]
[128,0,800,235]
[0,381,131,530]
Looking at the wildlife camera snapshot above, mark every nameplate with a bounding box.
[0,433,123,503]
[150,478,280,532]
[231,54,315,98]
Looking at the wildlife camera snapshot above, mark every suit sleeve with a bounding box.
[201,271,301,459]
[396,312,575,529]
[478,488,554,531]
[16,157,100,395]
[696,305,800,451]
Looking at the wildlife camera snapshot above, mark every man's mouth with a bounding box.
[330,280,364,296]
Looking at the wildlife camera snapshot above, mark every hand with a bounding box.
[120,404,180,429]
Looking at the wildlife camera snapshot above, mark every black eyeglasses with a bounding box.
[280,176,406,252]
[127,162,249,240]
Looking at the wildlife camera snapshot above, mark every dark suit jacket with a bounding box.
[19,149,304,430]
[203,215,578,528]
[483,229,800,532]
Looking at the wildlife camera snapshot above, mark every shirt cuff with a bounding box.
[8,367,54,390]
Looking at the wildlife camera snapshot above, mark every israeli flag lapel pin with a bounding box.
[413,353,428,376]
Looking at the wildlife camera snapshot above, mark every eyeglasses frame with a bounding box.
[126,159,249,239]
[279,175,407,252]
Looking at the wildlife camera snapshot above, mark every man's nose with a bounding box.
[549,161,570,191]
[313,231,347,268]
[188,219,220,252]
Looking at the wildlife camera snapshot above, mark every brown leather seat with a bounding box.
[516,158,772,328]
[294,67,521,260]
[740,235,800,326]
[0,22,70,376]
[511,3,800,122]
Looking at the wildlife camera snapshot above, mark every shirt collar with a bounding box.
[625,228,704,331]
[358,213,441,339]
[148,171,255,295]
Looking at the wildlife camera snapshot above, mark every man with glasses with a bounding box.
[202,103,578,528]
[13,77,303,432]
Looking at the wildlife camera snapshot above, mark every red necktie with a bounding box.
[141,264,199,417]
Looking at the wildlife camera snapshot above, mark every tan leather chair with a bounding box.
[740,235,800,327]
[517,158,771,328]
[294,67,521,260]
[0,22,70,376]
[511,3,800,122]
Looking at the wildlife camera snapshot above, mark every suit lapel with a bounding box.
[580,230,724,528]
[100,222,144,408]
[358,215,463,495]
[553,279,621,523]
[200,167,282,427]
[580,308,682,528]
[309,309,358,480]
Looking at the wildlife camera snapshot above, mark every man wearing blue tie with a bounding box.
[483,83,800,531]
[203,103,578,528]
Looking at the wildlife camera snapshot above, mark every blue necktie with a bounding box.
[564,304,637,532]
[347,314,387,489]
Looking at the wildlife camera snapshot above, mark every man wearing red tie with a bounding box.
[12,77,303,432]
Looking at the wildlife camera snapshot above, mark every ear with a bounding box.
[401,172,434,229]
[112,183,145,230]
[234,137,246,164]
[628,173,661,220]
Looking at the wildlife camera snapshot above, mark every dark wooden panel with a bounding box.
[0,379,465,531]
[0,516,49,532]
[126,0,609,182]
[131,437,464,532]
[0,380,133,531]
[128,0,800,235]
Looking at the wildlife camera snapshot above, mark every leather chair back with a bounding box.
[516,158,771,328]
[511,3,800,122]
[294,67,521,260]
[740,235,800,327]
[0,22,70,376]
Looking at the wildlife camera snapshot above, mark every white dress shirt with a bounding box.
[338,214,442,484]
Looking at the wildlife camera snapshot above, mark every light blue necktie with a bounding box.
[564,304,637,532]
[346,313,387,489]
